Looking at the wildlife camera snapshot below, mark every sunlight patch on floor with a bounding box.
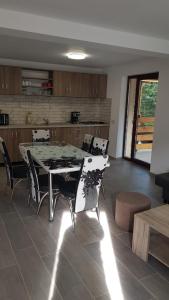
[48,211,72,300]
[86,210,124,300]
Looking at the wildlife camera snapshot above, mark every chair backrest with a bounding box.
[32,129,50,143]
[74,155,108,213]
[91,137,109,155]
[0,137,13,188]
[26,150,40,204]
[81,134,94,153]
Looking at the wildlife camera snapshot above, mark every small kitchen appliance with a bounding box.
[71,112,80,124]
[0,113,9,125]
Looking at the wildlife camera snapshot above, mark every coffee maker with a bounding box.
[71,112,80,124]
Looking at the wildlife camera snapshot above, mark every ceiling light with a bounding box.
[66,51,88,60]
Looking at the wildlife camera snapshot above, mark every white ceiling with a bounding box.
[0,1,168,69]
[0,0,169,40]
[0,34,150,68]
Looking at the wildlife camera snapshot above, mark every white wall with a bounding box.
[107,57,169,174]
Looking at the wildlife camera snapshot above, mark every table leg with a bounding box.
[132,215,150,262]
[49,172,54,222]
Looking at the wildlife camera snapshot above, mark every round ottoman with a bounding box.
[115,192,151,232]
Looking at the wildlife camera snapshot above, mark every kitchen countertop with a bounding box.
[0,122,109,129]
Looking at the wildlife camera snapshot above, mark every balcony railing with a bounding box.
[136,117,154,150]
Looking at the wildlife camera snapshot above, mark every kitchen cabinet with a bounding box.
[0,66,21,95]
[98,74,107,98]
[53,71,107,98]
[53,71,71,97]
[0,125,109,163]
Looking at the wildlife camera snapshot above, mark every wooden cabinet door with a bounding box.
[9,67,21,95]
[50,128,62,141]
[0,66,21,95]
[79,73,90,98]
[90,74,99,98]
[0,129,20,162]
[0,67,7,94]
[98,74,107,98]
[53,71,71,96]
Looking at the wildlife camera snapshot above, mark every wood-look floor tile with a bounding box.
[141,273,169,300]
[13,187,35,218]
[111,236,155,279]
[0,265,29,300]
[23,215,57,256]
[115,260,152,300]
[148,256,169,282]
[15,246,62,300]
[2,212,33,251]
[117,232,133,249]
[0,193,15,215]
[0,221,16,269]
[63,283,93,300]
[85,242,152,299]
[43,252,92,299]
[61,233,108,298]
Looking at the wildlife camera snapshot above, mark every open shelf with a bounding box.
[149,231,169,267]
[21,68,53,96]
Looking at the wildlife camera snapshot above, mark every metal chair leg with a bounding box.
[10,178,24,201]
[101,184,105,200]
[28,193,31,206]
[37,192,48,215]
[53,192,60,211]
[68,199,76,231]
[96,206,100,222]
[71,211,76,231]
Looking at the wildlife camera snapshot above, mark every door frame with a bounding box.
[123,72,159,167]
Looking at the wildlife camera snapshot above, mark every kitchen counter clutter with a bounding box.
[0,123,109,162]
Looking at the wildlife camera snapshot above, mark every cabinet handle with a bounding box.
[6,83,8,89]
[1,83,4,89]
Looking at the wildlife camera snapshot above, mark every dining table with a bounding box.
[19,142,91,221]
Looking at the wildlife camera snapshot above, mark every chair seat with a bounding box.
[57,177,77,198]
[70,171,79,180]
[12,164,28,179]
[38,174,63,191]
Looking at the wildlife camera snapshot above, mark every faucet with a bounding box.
[43,118,49,125]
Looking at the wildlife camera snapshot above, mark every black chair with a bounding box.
[57,155,108,230]
[90,137,109,155]
[26,150,61,215]
[32,129,50,143]
[90,137,109,199]
[70,134,94,181]
[0,137,28,200]
[81,134,94,152]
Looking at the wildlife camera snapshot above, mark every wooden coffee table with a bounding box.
[132,205,169,267]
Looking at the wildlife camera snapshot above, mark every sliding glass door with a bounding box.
[123,73,159,166]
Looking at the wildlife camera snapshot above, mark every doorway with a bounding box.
[123,72,159,166]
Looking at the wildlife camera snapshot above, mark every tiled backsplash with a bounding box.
[0,96,111,125]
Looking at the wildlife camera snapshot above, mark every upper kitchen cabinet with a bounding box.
[89,74,107,98]
[53,71,72,97]
[53,71,107,98]
[98,74,107,98]
[22,69,53,96]
[0,66,21,95]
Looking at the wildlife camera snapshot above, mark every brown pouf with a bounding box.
[115,192,151,232]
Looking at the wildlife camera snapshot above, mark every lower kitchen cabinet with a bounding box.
[0,126,109,163]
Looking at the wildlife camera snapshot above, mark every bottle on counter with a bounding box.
[25,112,33,125]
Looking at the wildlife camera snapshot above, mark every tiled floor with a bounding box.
[0,158,169,300]
[135,150,152,164]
